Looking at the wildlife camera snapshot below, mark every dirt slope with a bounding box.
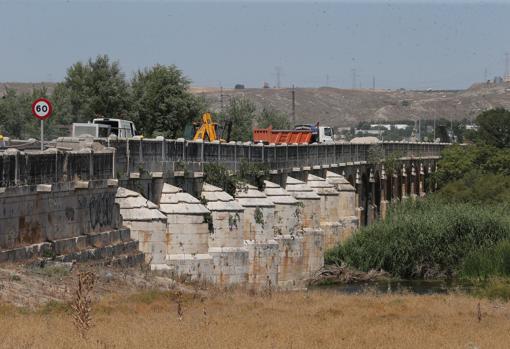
[196,82,510,127]
[3,81,510,127]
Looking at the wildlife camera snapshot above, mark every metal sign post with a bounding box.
[31,98,53,151]
[41,120,44,151]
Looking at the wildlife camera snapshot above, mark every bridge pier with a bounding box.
[410,165,418,200]
[401,165,409,200]
[380,166,389,220]
[366,169,377,225]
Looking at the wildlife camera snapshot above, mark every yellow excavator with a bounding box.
[193,112,232,142]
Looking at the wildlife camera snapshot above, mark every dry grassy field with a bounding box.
[1,288,509,349]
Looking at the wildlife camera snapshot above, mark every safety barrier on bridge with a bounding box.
[1,139,448,188]
[100,138,448,175]
[0,149,114,187]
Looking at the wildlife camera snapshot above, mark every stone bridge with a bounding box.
[0,139,447,289]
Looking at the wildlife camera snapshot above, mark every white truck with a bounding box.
[294,124,334,143]
[72,118,137,138]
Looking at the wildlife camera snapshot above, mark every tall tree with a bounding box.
[0,87,49,139]
[131,64,204,138]
[476,108,510,148]
[219,97,256,141]
[58,55,131,121]
[256,106,291,129]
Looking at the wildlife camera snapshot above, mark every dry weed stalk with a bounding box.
[71,271,95,339]
[477,302,482,322]
[175,291,184,321]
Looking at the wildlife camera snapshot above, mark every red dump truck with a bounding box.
[253,124,334,144]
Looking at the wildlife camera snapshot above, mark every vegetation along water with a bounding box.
[324,108,510,299]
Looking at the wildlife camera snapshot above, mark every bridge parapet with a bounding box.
[0,148,114,188]
[100,138,448,175]
[1,139,448,188]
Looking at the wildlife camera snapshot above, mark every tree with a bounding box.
[58,55,131,121]
[476,108,510,148]
[256,106,291,129]
[131,64,204,138]
[218,97,256,141]
[0,87,50,139]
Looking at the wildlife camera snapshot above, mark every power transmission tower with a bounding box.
[275,66,282,88]
[326,74,329,87]
[484,68,488,82]
[351,69,357,89]
[291,85,296,126]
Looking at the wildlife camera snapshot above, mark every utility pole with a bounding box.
[351,68,357,89]
[484,68,488,82]
[326,74,329,87]
[433,116,436,141]
[372,75,375,90]
[220,85,224,112]
[291,85,296,126]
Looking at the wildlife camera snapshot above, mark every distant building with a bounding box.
[369,124,410,130]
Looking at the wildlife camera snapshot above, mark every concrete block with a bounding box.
[36,184,52,193]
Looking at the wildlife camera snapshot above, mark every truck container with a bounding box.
[253,126,313,144]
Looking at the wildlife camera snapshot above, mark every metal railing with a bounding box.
[0,139,447,188]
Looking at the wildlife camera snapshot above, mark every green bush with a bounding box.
[436,172,510,204]
[325,199,510,279]
[461,240,510,279]
[203,163,238,197]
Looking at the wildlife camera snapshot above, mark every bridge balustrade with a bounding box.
[0,150,114,188]
[0,139,447,188]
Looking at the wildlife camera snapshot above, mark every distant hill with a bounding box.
[3,81,510,128]
[194,83,510,127]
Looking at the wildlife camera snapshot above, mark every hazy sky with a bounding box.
[1,1,509,89]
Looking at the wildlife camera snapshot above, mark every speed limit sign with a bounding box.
[31,98,53,120]
[32,98,53,150]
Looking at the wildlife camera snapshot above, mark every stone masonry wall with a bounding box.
[0,180,119,250]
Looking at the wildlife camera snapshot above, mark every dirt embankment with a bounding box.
[196,83,510,127]
[4,81,510,128]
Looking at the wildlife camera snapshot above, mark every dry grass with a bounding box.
[0,289,509,349]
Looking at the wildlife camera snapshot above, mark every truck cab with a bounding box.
[72,118,137,138]
[92,118,137,138]
[294,124,334,143]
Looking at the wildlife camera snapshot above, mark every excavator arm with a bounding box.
[193,112,218,141]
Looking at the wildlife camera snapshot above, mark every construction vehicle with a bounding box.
[192,112,232,142]
[253,123,334,144]
[72,118,137,138]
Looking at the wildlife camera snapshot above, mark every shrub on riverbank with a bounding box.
[325,199,510,279]
[461,240,510,280]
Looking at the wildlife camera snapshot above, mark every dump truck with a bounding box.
[253,124,334,144]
